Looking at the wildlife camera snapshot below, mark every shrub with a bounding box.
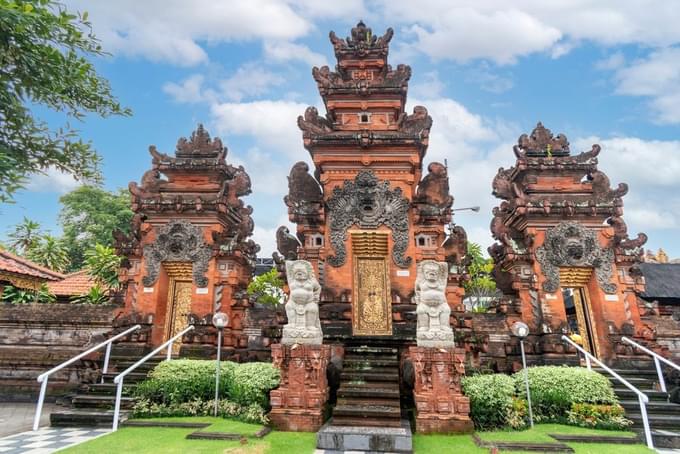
[567,403,632,430]
[513,366,617,422]
[462,373,515,429]
[227,362,280,407]
[132,398,268,424]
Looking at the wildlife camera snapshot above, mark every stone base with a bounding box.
[317,420,412,453]
[416,329,454,348]
[269,408,325,432]
[408,346,472,434]
[415,416,474,434]
[281,326,323,345]
[268,343,331,432]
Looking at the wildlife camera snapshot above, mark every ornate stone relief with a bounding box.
[414,260,454,347]
[282,260,323,345]
[535,222,616,294]
[326,170,411,268]
[142,220,212,287]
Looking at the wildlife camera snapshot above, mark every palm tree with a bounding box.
[27,234,70,272]
[7,217,42,254]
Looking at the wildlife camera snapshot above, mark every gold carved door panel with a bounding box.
[165,279,192,354]
[352,232,392,336]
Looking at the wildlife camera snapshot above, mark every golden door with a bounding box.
[562,286,600,358]
[165,279,192,354]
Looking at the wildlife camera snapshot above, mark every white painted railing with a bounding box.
[622,336,680,394]
[33,324,142,431]
[562,335,653,449]
[111,325,195,431]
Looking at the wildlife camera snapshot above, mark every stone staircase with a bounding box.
[595,362,680,448]
[50,349,163,427]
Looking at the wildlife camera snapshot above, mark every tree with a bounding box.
[7,216,41,253]
[463,241,499,313]
[0,0,130,203]
[26,233,69,272]
[247,269,286,306]
[58,185,133,269]
[84,243,121,290]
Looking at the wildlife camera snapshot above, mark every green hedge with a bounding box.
[463,366,627,431]
[132,398,268,424]
[134,359,279,408]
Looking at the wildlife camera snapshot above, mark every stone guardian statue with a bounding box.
[415,260,454,347]
[281,260,323,345]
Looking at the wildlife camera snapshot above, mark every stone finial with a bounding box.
[514,122,569,157]
[415,260,454,347]
[176,124,225,157]
[281,260,323,345]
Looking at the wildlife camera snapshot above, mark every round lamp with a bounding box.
[212,312,229,329]
[511,321,530,339]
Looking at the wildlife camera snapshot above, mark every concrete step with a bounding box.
[71,394,135,409]
[330,416,403,428]
[338,386,400,400]
[605,376,657,388]
[620,400,680,415]
[317,420,412,452]
[627,413,680,430]
[50,409,126,427]
[650,429,680,449]
[340,370,399,382]
[337,397,400,408]
[593,368,659,378]
[344,346,398,355]
[344,357,400,368]
[80,382,136,395]
[101,371,149,384]
[333,404,402,419]
[614,388,669,402]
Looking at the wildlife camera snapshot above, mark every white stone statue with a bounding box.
[414,260,454,347]
[281,260,323,345]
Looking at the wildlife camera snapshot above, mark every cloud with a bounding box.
[219,63,285,102]
[263,41,329,68]
[595,51,625,71]
[163,74,216,104]
[613,47,680,124]
[25,167,82,194]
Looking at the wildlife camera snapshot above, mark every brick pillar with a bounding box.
[269,343,331,431]
[408,346,473,433]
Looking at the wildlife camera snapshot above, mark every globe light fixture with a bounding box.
[512,321,534,427]
[212,312,229,416]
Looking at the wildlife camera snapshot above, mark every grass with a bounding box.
[61,418,653,453]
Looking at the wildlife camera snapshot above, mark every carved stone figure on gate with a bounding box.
[415,260,454,347]
[282,260,323,345]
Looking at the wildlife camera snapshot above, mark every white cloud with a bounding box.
[220,63,285,102]
[410,71,445,99]
[595,51,625,71]
[263,41,329,68]
[25,167,82,194]
[163,74,216,104]
[614,47,680,124]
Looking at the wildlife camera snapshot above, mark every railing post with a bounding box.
[585,354,592,371]
[639,395,654,449]
[32,378,48,431]
[113,378,123,431]
[653,356,666,393]
[102,342,113,384]
[166,342,173,361]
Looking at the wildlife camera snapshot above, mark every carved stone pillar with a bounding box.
[408,346,473,433]
[269,343,331,431]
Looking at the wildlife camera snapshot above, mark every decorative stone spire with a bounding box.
[176,124,225,157]
[514,122,570,157]
[329,21,393,59]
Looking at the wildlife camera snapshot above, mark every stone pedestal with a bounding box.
[269,343,331,431]
[408,346,473,433]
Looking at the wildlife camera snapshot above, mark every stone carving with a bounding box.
[607,216,648,253]
[297,106,333,136]
[281,260,323,345]
[176,123,224,157]
[326,170,411,268]
[415,162,454,211]
[536,222,616,294]
[442,225,468,266]
[415,260,454,347]
[275,226,301,261]
[284,161,323,214]
[397,105,432,137]
[515,122,569,157]
[588,170,629,201]
[142,220,212,287]
[492,167,514,200]
[329,21,393,55]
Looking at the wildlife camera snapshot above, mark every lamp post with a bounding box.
[512,321,534,427]
[212,312,229,417]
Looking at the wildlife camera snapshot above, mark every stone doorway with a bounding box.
[163,262,193,354]
[562,286,600,358]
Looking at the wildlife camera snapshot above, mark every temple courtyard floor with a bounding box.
[0,414,670,453]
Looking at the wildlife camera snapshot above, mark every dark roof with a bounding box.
[0,250,64,281]
[640,263,680,299]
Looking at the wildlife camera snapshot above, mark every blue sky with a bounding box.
[3,1,680,259]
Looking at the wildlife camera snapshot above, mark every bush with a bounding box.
[132,398,268,424]
[567,403,632,430]
[513,366,617,422]
[462,373,515,429]
[134,359,279,409]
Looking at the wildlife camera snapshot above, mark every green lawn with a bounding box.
[62,418,652,454]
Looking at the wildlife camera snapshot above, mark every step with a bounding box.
[344,357,400,368]
[71,394,135,409]
[317,420,412,452]
[337,397,400,408]
[627,413,680,430]
[340,370,399,382]
[549,433,639,444]
[50,409,126,427]
[330,416,403,428]
[650,429,680,449]
[593,368,659,378]
[80,383,136,395]
[333,404,402,419]
[605,376,657,388]
[101,371,149,383]
[620,400,680,415]
[614,388,669,402]
[338,386,400,400]
[341,365,398,375]
[344,346,398,355]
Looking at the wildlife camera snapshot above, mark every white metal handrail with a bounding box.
[111,325,195,431]
[33,324,142,431]
[622,336,680,393]
[562,335,653,449]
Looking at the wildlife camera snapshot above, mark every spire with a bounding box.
[514,122,570,157]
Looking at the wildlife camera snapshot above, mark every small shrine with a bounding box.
[114,125,259,357]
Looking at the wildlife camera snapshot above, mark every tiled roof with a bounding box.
[0,250,64,281]
[640,263,680,300]
[48,270,96,296]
